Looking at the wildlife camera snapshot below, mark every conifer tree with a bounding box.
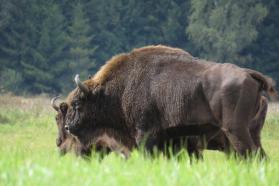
[0,0,32,93]
[0,0,278,94]
[28,2,68,93]
[0,0,68,94]
[66,1,96,84]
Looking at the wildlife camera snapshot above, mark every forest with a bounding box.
[0,0,278,94]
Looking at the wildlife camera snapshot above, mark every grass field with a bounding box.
[1,94,279,186]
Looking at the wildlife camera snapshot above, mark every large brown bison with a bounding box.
[59,45,276,158]
[51,95,268,159]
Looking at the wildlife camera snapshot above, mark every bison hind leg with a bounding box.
[222,77,260,158]
[249,96,268,160]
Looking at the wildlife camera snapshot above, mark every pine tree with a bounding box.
[85,0,134,64]
[85,0,192,65]
[66,1,96,85]
[0,0,278,94]
[0,0,32,93]
[0,0,68,94]
[27,2,68,93]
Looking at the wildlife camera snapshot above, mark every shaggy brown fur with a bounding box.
[93,54,130,85]
[54,102,134,158]
[90,45,192,86]
[53,97,268,159]
[63,45,276,158]
[53,86,268,159]
[131,45,192,57]
[55,102,211,158]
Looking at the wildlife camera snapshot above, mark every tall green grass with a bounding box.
[0,95,279,186]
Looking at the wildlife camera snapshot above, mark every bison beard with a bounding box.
[57,45,276,159]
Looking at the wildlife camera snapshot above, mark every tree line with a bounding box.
[0,0,278,94]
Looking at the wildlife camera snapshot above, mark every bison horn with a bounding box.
[74,74,89,94]
[51,96,60,111]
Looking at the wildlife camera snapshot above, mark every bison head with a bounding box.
[51,96,74,154]
[51,92,131,158]
[64,74,103,136]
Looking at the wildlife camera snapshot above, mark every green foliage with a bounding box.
[0,0,12,31]
[66,2,97,87]
[243,0,279,87]
[0,0,69,94]
[0,0,278,94]
[0,68,23,93]
[187,0,268,63]
[85,0,191,66]
[23,2,68,94]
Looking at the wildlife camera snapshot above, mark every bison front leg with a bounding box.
[249,127,267,159]
[135,128,145,146]
[136,128,167,154]
[186,137,204,160]
[159,136,203,160]
[135,127,161,153]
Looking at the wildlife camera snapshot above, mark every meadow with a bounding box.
[0,94,279,186]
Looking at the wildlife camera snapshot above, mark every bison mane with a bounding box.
[90,45,193,86]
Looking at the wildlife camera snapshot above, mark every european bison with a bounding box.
[51,97,133,158]
[51,95,268,159]
[60,45,276,158]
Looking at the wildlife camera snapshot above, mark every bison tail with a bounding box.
[245,68,278,100]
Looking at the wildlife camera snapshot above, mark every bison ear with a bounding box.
[59,103,68,114]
